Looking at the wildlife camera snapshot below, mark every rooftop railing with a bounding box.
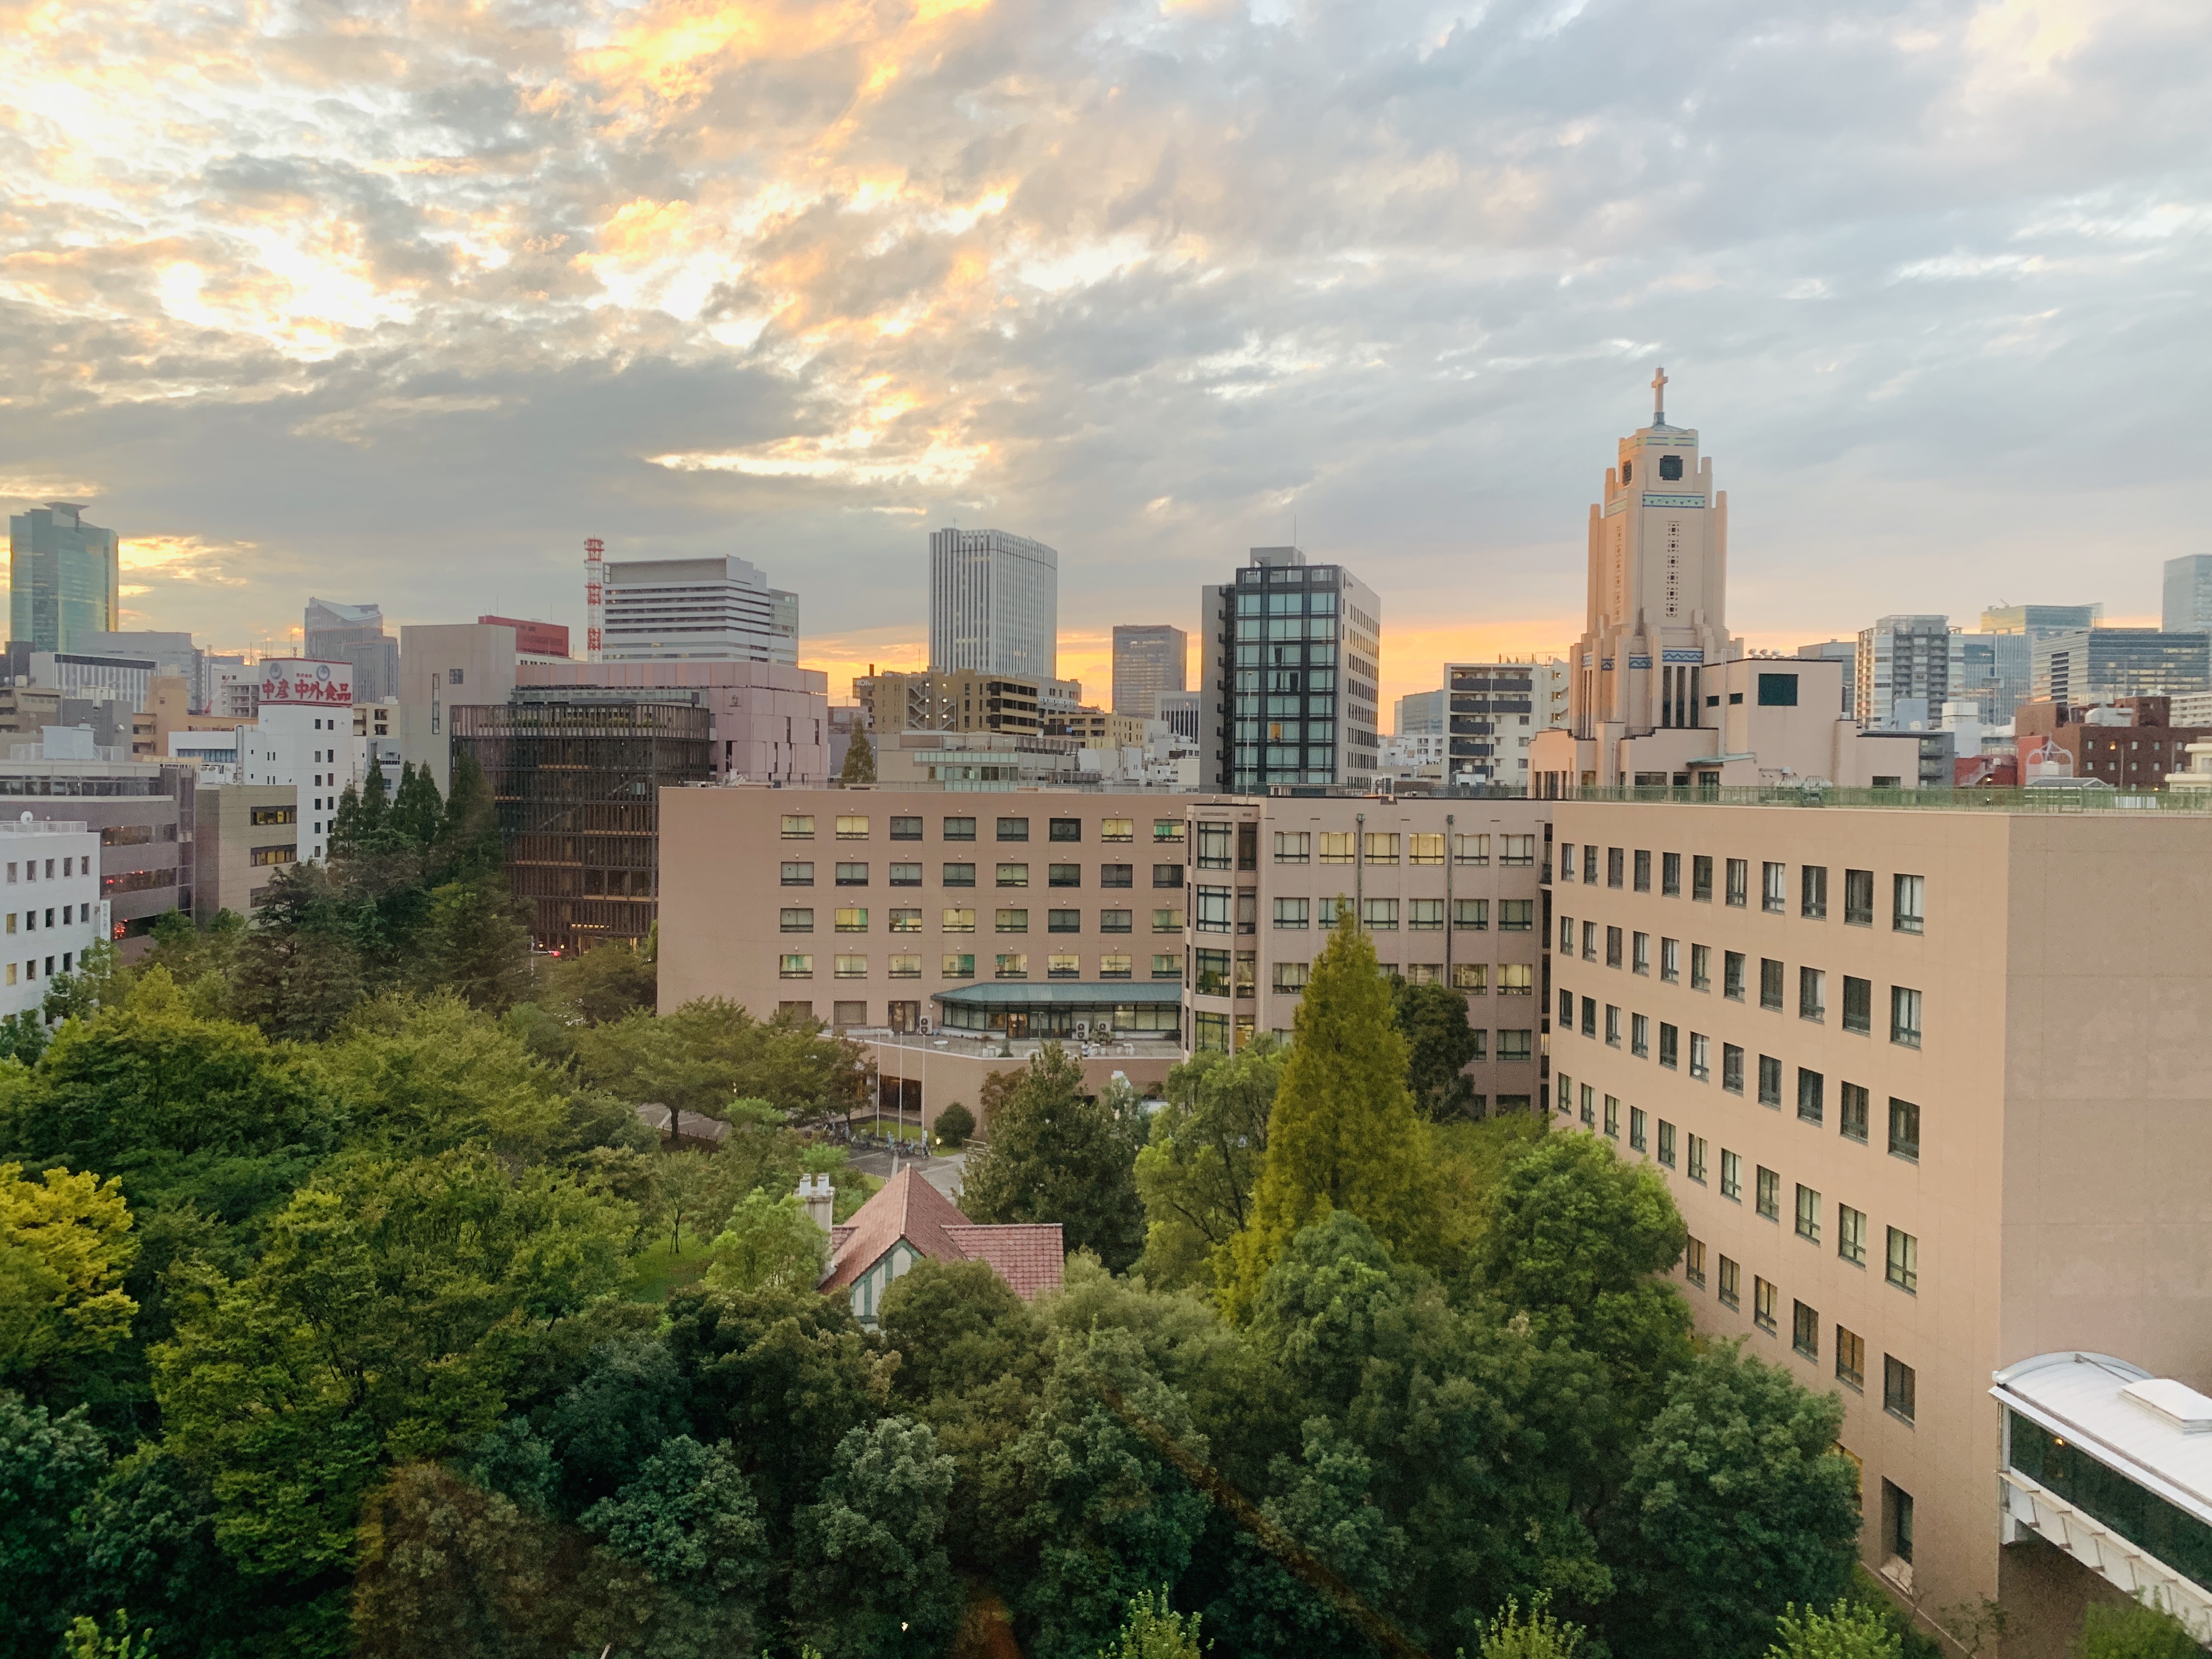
[1559,783,2212,814]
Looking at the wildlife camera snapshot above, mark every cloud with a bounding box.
[0,0,2206,709]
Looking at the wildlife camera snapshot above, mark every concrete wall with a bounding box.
[398,623,518,793]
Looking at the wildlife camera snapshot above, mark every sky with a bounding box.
[1,0,2205,715]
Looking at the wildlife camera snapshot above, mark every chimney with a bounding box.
[797,1173,835,1232]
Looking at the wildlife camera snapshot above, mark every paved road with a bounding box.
[844,1147,966,1203]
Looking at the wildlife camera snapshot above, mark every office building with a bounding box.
[192,784,302,916]
[1981,603,2102,637]
[1395,690,1445,736]
[1944,631,2032,728]
[1198,546,1383,793]
[520,659,829,784]
[1855,617,1951,730]
[304,599,400,704]
[2033,628,2212,706]
[1157,691,1201,746]
[84,632,200,705]
[0,758,194,949]
[0,817,105,1014]
[449,689,714,953]
[928,528,1058,680]
[230,659,368,864]
[9,503,119,654]
[859,670,1043,739]
[2163,556,2212,635]
[2013,696,2212,788]
[1111,625,1187,719]
[203,655,255,718]
[479,616,571,662]
[1444,659,1567,784]
[398,622,520,794]
[600,556,799,666]
[1545,794,2212,1646]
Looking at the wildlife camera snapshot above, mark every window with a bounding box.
[943,952,975,978]
[835,863,868,887]
[1759,1054,1782,1108]
[244,808,292,828]
[1630,1107,1647,1152]
[1098,953,1132,979]
[1577,1083,1594,1125]
[1273,960,1309,994]
[1452,962,1488,993]
[995,953,1028,979]
[1605,1005,1622,1046]
[1152,953,1181,980]
[1559,845,1575,879]
[1725,857,1748,907]
[1049,817,1082,843]
[1275,832,1310,863]
[1500,834,1536,867]
[1724,950,1745,1000]
[996,863,1029,888]
[1659,937,1678,981]
[1497,964,1533,997]
[1886,1228,1918,1294]
[1760,957,1784,1010]
[1844,867,1874,926]
[1577,996,1596,1036]
[1754,1277,1779,1333]
[1634,849,1651,891]
[944,816,978,841]
[1049,864,1081,888]
[888,954,921,979]
[1101,864,1133,888]
[890,862,922,887]
[1801,865,1827,919]
[1683,1234,1704,1284]
[1888,1097,1920,1161]
[1658,1022,1678,1068]
[1197,822,1232,869]
[1098,817,1134,843]
[1453,833,1489,865]
[1720,1149,1742,1200]
[1633,1013,1650,1058]
[1604,1095,1620,1138]
[1361,832,1398,865]
[1891,986,1922,1048]
[1757,1165,1781,1218]
[1690,944,1711,990]
[1582,922,1598,961]
[1717,1253,1739,1306]
[890,816,923,840]
[1607,847,1625,887]
[1837,1327,1866,1389]
[781,862,815,887]
[1689,1032,1709,1080]
[1722,1042,1743,1092]
[1793,1300,1820,1359]
[1883,1358,1917,1425]
[778,953,813,979]
[1496,1029,1533,1062]
[1409,833,1444,866]
[1757,672,1799,707]
[1048,909,1080,933]
[890,909,922,933]
[1360,897,1398,932]
[1099,909,1133,934]
[779,908,814,933]
[1797,1068,1824,1124]
[1838,1204,1867,1266]
[1893,873,1925,934]
[1452,899,1488,930]
[1662,851,1681,896]
[944,862,977,887]
[942,908,976,933]
[1799,968,1825,1022]
[1152,908,1183,933]
[995,909,1028,934]
[1409,899,1444,930]
[1046,952,1080,979]
[1840,1083,1870,1143]
[250,844,298,868]
[1274,898,1310,929]
[1763,861,1786,913]
[1633,932,1650,974]
[1498,900,1534,932]
[834,907,867,933]
[1153,864,1183,889]
[1153,819,1185,844]
[1606,926,1623,968]
[1194,1011,1229,1052]
[1841,975,1872,1035]
[1659,1121,1677,1167]
[1796,1184,1821,1242]
[1560,915,1575,952]
[1692,854,1713,901]
[1688,1133,1708,1183]
[996,817,1030,842]
[781,814,815,840]
[834,955,866,979]
[1319,832,1356,865]
[836,815,869,840]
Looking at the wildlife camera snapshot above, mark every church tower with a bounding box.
[1566,369,1737,740]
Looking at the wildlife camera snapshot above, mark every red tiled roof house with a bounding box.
[812,1168,1063,1325]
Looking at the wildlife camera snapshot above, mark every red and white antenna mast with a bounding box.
[584,537,605,662]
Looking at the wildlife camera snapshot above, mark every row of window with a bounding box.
[781,906,1186,935]
[4,951,73,986]
[1261,957,1532,996]
[781,814,1182,845]
[1683,1235,1919,1421]
[1558,844,1927,934]
[1558,948,1926,1047]
[1259,896,1538,931]
[5,856,83,883]
[1254,830,1536,867]
[778,952,1181,981]
[5,905,87,934]
[780,861,1185,889]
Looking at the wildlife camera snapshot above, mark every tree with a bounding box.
[1133,1040,1282,1293]
[437,753,504,883]
[960,1042,1143,1273]
[351,1460,563,1658]
[578,1436,770,1652]
[1224,915,1436,1318]
[792,1415,962,1657]
[230,864,368,1040]
[542,933,657,1027]
[59,1610,159,1659]
[0,1163,138,1388]
[704,1190,829,1295]
[1480,1598,1588,1658]
[1605,1342,1863,1659]
[574,998,866,1129]
[1098,1590,1208,1659]
[933,1101,974,1149]
[43,939,125,1026]
[838,728,876,786]
[1392,978,1482,1120]
[0,1391,109,1659]
[1767,1600,1903,1659]
[415,880,535,1012]
[2076,1598,2205,1659]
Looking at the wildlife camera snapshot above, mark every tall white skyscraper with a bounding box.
[601,556,798,665]
[2163,555,2212,634]
[928,528,1057,679]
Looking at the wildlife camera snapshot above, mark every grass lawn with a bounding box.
[627,1233,715,1302]
[857,1116,930,1143]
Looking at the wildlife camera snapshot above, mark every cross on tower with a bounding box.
[1651,365,1668,424]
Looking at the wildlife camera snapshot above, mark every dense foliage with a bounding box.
[3,901,1911,1659]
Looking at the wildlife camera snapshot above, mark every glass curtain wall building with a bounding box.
[1110,624,1187,718]
[2033,629,2212,704]
[1199,547,1381,792]
[928,528,1058,680]
[9,503,119,654]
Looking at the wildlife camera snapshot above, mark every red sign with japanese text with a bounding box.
[259,658,354,707]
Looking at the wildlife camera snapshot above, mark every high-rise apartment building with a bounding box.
[1981,603,2102,637]
[600,556,798,665]
[1111,625,1187,719]
[9,503,119,654]
[1198,548,1381,793]
[2033,628,2212,705]
[304,599,400,704]
[928,528,1058,680]
[1855,616,1951,730]
[1443,659,1569,784]
[2162,555,2212,635]
[1547,797,2212,1646]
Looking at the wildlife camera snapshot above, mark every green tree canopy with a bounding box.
[574,997,865,1129]
[1391,977,1482,1120]
[0,1392,109,1659]
[960,1042,1143,1273]
[0,1163,138,1389]
[414,881,535,1012]
[792,1415,963,1658]
[1134,1039,1282,1294]
[1766,1599,1904,1659]
[2076,1598,2206,1659]
[838,728,876,786]
[704,1190,829,1295]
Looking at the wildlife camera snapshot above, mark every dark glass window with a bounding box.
[1049,817,1082,842]
[890,816,923,840]
[996,817,1030,842]
[1659,454,1684,481]
[943,817,977,842]
[1889,1097,1921,1161]
[2007,1410,2212,1591]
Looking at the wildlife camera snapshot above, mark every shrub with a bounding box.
[934,1102,975,1149]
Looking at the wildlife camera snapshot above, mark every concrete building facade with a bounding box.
[0,817,105,1014]
[928,528,1058,680]
[600,556,798,666]
[1544,797,2212,1653]
[192,783,301,916]
[520,659,829,785]
[0,760,194,949]
[1857,616,1952,731]
[304,599,400,704]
